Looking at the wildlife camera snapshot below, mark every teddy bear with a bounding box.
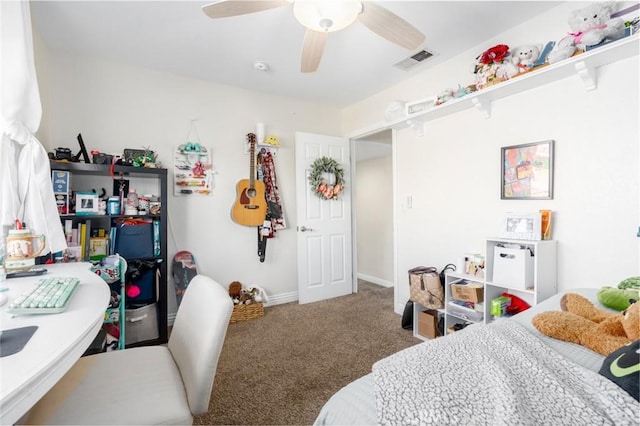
[228,281,243,304]
[547,2,626,64]
[532,293,639,356]
[496,44,543,79]
[510,44,543,71]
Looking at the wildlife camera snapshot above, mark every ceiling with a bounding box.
[29,1,563,108]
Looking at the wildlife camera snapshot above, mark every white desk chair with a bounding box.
[25,274,233,425]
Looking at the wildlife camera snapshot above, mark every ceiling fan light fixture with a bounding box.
[293,0,362,32]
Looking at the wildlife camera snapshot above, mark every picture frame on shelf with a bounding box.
[499,212,542,241]
[501,140,554,200]
[405,96,437,116]
[75,192,99,215]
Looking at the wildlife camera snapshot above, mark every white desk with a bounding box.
[0,262,109,425]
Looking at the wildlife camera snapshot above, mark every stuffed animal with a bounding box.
[547,2,626,64]
[238,288,258,305]
[472,44,511,89]
[532,293,640,356]
[618,276,640,290]
[229,281,242,299]
[510,44,543,71]
[598,286,640,311]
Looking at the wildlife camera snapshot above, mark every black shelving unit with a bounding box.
[49,160,168,347]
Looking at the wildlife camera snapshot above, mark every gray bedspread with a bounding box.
[372,319,639,425]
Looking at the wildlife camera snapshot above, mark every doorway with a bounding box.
[351,129,395,305]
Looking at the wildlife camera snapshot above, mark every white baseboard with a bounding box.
[264,291,298,306]
[357,273,394,288]
[167,291,298,326]
[169,278,399,325]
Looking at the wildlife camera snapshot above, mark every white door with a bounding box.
[295,132,352,304]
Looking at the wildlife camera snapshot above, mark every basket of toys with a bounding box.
[228,281,265,323]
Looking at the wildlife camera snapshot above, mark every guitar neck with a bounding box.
[248,133,256,189]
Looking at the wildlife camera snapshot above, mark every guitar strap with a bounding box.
[257,228,266,262]
[256,150,286,262]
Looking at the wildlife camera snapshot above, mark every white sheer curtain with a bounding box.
[0,1,66,255]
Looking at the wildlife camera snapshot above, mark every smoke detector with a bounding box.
[253,61,269,72]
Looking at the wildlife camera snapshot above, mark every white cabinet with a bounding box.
[413,238,557,340]
[440,272,485,337]
[484,238,557,322]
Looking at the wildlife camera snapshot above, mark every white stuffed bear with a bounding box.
[547,1,626,64]
[498,44,543,79]
[511,44,543,70]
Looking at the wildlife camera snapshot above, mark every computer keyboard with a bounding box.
[7,277,80,315]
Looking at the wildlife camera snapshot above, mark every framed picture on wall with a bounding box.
[501,140,554,199]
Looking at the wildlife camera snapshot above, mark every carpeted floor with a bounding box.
[194,281,420,425]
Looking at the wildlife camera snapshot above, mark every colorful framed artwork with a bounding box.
[501,140,554,200]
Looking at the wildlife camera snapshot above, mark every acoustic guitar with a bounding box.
[231,133,267,226]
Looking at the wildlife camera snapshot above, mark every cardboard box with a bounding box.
[492,246,534,290]
[451,284,484,303]
[417,309,440,339]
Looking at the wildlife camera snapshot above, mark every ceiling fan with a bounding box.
[202,0,426,73]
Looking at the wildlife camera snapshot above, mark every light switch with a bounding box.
[406,195,412,209]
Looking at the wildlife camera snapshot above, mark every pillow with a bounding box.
[598,339,640,401]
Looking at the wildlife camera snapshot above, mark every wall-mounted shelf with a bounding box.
[391,34,639,132]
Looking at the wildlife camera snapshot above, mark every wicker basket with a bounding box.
[230,302,264,323]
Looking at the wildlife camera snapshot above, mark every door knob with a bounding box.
[298,226,313,232]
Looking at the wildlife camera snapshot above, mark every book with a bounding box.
[64,220,73,244]
[79,223,87,259]
[79,220,92,260]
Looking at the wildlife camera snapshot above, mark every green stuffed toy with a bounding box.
[618,276,640,290]
[598,276,640,311]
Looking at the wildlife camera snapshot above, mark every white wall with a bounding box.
[356,154,393,286]
[342,1,640,313]
[33,48,342,316]
[32,1,640,319]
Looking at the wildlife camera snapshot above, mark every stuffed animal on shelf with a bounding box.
[510,44,543,72]
[472,44,511,89]
[547,2,626,64]
[532,293,639,356]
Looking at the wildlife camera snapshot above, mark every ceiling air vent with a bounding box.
[394,49,435,71]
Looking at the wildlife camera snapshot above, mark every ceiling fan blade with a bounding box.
[202,0,288,19]
[358,2,425,50]
[301,29,327,73]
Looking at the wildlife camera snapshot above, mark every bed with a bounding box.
[313,288,640,425]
